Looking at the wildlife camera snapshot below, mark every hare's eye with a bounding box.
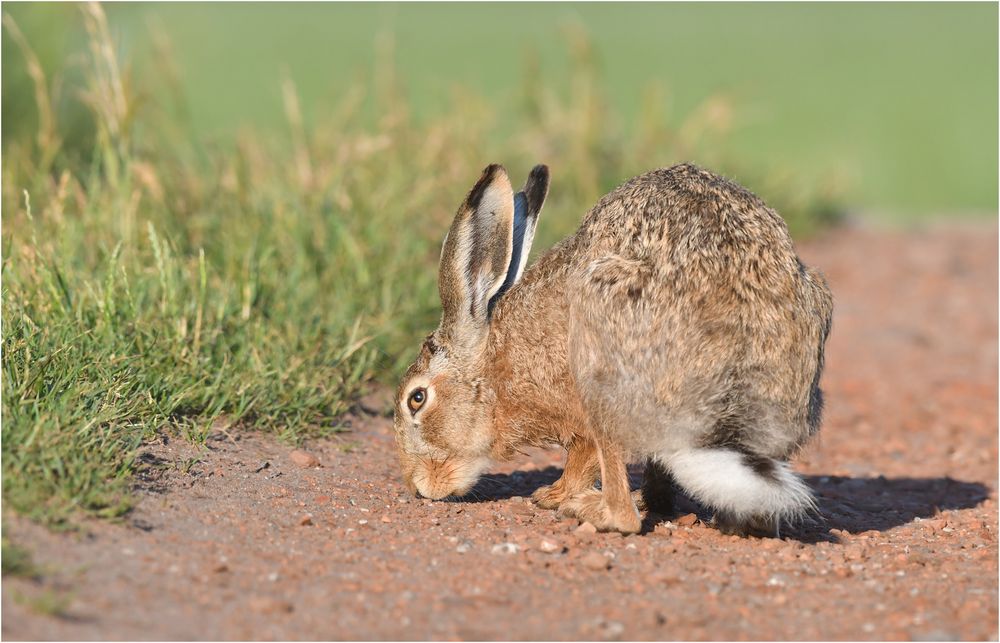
[407,388,427,414]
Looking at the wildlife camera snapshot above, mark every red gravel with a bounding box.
[3,222,997,641]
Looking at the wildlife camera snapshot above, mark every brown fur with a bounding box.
[394,163,833,534]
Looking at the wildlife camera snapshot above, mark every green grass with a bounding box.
[0,4,994,527]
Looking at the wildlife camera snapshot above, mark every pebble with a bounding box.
[653,523,674,538]
[581,551,611,570]
[676,513,699,527]
[456,541,473,554]
[844,545,866,561]
[299,514,314,526]
[649,570,682,586]
[510,503,535,516]
[491,542,520,555]
[289,449,320,468]
[576,522,598,535]
[766,574,787,587]
[248,597,294,614]
[592,619,624,640]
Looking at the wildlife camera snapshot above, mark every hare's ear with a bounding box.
[438,164,515,344]
[489,164,549,311]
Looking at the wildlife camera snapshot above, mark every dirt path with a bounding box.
[4,222,998,641]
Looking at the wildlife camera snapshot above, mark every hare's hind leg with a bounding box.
[640,459,677,516]
[662,448,815,537]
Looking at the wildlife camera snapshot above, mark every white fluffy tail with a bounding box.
[662,448,815,527]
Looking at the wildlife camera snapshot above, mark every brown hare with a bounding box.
[393,163,833,536]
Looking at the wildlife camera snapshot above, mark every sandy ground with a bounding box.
[3,221,997,641]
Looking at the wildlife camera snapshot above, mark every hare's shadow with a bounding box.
[466,467,991,542]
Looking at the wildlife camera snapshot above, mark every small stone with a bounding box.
[380,515,392,523]
[538,539,561,554]
[299,514,313,526]
[289,449,320,468]
[676,513,698,527]
[844,545,865,561]
[212,562,229,573]
[510,503,535,516]
[766,574,787,587]
[581,551,611,571]
[593,619,624,639]
[456,541,473,554]
[576,522,598,535]
[248,597,293,614]
[650,569,681,586]
[491,542,520,555]
[653,522,674,538]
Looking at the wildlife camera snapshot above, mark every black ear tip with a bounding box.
[465,164,508,210]
[529,164,549,182]
[523,164,550,213]
[483,163,508,181]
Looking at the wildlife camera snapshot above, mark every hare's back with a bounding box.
[567,164,825,457]
[578,163,795,265]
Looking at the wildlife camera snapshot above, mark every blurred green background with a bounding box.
[5,2,998,216]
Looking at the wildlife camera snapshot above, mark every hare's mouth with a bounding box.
[412,456,490,500]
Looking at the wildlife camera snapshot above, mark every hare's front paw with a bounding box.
[560,489,641,534]
[531,483,567,510]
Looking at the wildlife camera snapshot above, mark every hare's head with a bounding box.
[394,164,549,499]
